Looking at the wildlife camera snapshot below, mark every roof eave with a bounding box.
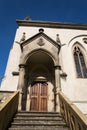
[16,20,87,30]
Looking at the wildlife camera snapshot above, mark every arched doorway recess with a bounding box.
[21,50,57,112]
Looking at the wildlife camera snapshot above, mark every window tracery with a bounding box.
[73,45,87,78]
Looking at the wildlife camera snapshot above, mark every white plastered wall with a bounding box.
[1,25,87,114]
[60,34,87,115]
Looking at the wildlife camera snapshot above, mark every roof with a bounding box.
[16,19,87,30]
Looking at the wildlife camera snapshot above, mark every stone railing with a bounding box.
[59,91,87,130]
[0,91,13,103]
[0,91,19,130]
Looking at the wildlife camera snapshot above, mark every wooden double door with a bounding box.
[30,82,48,112]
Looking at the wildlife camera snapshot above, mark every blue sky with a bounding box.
[0,0,87,84]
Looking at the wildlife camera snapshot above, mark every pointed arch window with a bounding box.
[73,46,87,78]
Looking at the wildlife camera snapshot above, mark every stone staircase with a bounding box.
[8,111,70,130]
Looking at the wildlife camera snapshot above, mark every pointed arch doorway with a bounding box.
[22,50,56,112]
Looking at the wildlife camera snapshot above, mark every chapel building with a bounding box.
[1,17,87,114]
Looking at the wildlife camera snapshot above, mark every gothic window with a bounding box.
[73,45,87,78]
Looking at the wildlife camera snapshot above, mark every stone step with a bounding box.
[17,111,61,114]
[8,126,69,130]
[8,111,70,130]
[14,117,63,121]
[9,126,69,130]
[9,123,69,130]
[11,121,67,126]
[18,111,59,114]
[16,112,61,118]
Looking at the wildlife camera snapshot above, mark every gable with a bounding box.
[20,31,60,52]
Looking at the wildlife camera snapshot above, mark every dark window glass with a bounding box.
[79,52,87,78]
[74,52,82,78]
[73,46,87,78]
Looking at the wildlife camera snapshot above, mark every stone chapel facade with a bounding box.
[1,18,87,114]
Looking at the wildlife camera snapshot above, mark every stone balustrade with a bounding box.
[0,91,19,130]
[59,91,87,130]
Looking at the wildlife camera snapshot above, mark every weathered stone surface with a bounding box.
[8,111,69,130]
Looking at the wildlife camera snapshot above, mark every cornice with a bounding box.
[16,20,87,30]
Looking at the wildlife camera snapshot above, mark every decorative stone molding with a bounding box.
[54,65,61,70]
[60,72,67,77]
[24,16,31,21]
[39,28,44,33]
[20,32,26,42]
[56,34,61,45]
[17,20,87,30]
[37,38,45,46]
[19,64,26,69]
[12,71,19,76]
[83,37,87,44]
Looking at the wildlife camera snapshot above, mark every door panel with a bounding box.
[30,83,38,111]
[30,82,48,112]
[40,83,47,111]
